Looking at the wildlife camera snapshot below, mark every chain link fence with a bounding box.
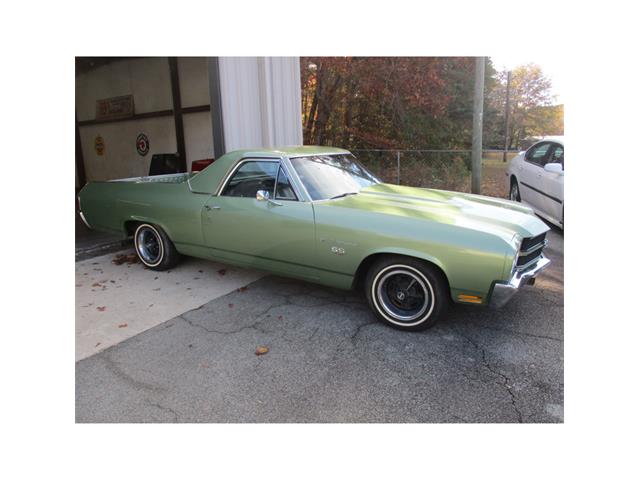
[351,149,520,196]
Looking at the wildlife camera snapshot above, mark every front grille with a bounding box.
[521,233,546,252]
[517,233,547,270]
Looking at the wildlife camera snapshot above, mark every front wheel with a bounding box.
[134,223,180,270]
[509,178,521,202]
[365,256,449,331]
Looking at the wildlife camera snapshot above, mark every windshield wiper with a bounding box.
[328,192,358,200]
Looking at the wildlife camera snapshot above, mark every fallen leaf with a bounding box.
[96,306,106,312]
[255,346,269,356]
[95,342,101,348]
[218,268,227,276]
[112,253,139,265]
[238,286,248,292]
[118,323,128,328]
[92,282,101,287]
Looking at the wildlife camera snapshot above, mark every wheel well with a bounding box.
[352,253,451,294]
[124,220,142,237]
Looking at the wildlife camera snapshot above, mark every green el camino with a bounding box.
[78,146,550,331]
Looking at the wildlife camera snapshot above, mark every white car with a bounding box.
[506,136,564,229]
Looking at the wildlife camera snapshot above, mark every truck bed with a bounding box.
[108,172,195,184]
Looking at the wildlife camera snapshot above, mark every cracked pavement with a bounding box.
[76,229,563,423]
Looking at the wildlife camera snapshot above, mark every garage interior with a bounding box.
[75,56,303,257]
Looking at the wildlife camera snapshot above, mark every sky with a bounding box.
[490,55,565,105]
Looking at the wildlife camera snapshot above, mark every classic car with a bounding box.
[507,136,564,229]
[78,146,550,331]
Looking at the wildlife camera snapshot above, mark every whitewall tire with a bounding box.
[365,256,449,331]
[133,223,180,271]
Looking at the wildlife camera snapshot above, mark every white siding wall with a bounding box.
[218,57,303,151]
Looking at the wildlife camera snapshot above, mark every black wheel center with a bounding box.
[137,228,162,263]
[385,275,425,311]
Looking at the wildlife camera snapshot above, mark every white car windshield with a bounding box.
[289,154,379,201]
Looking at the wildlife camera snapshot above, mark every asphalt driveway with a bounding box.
[76,229,563,423]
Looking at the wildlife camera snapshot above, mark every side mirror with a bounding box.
[256,190,283,206]
[544,163,564,175]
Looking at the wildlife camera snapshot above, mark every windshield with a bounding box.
[289,154,379,201]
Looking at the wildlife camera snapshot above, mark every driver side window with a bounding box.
[275,167,297,200]
[549,144,564,167]
[222,161,279,198]
[525,142,551,166]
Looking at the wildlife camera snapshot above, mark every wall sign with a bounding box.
[136,133,150,156]
[96,95,134,121]
[94,136,105,156]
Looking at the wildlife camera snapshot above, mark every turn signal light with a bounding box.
[458,294,483,304]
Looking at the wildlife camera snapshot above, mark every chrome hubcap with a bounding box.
[136,228,161,264]
[376,269,430,322]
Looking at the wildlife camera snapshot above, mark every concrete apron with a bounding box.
[75,249,263,361]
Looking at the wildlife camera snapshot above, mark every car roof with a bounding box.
[228,145,350,157]
[188,145,351,193]
[541,135,564,146]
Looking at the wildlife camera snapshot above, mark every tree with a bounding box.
[301,57,460,149]
[487,63,562,149]
[301,58,561,152]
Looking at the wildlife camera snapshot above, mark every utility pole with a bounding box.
[471,57,485,194]
[503,70,511,162]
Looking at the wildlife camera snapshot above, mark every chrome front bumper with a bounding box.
[489,255,551,308]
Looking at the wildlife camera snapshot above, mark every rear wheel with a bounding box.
[133,223,180,270]
[510,178,521,202]
[365,256,449,331]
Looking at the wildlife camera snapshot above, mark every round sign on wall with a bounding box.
[94,136,105,156]
[136,133,150,156]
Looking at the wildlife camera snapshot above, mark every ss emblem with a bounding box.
[331,246,346,255]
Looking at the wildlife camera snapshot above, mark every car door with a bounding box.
[519,142,552,212]
[201,158,318,279]
[540,142,564,225]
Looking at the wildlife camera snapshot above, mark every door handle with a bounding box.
[204,205,221,211]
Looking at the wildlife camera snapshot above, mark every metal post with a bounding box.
[503,70,511,162]
[396,150,401,185]
[208,57,226,158]
[168,57,187,172]
[471,57,485,194]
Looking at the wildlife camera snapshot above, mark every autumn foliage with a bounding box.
[301,57,563,151]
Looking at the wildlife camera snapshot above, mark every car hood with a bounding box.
[323,183,549,242]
